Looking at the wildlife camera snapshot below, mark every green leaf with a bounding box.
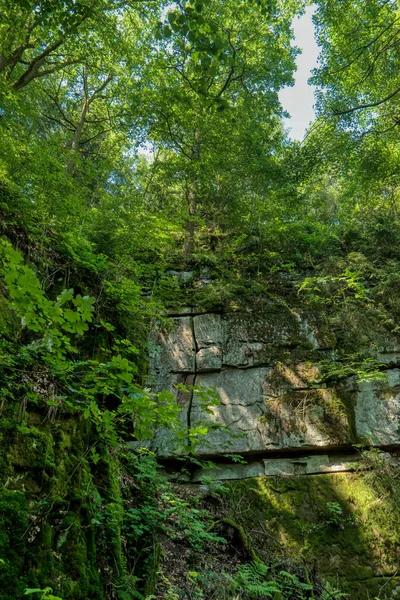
[56,288,74,307]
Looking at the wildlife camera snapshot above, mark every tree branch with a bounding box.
[80,128,112,145]
[87,74,114,107]
[11,39,64,89]
[330,16,400,76]
[9,11,90,90]
[42,114,76,131]
[334,87,400,116]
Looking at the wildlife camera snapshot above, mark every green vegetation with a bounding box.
[1,0,400,598]
[216,461,400,600]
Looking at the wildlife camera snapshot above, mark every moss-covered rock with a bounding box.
[10,426,55,470]
[0,407,126,600]
[223,471,400,599]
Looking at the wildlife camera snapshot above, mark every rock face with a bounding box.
[148,306,400,600]
[149,309,400,458]
[190,453,360,482]
[355,369,400,446]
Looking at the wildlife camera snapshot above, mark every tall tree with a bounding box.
[140,0,303,258]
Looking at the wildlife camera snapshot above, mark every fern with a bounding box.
[321,582,349,599]
[227,561,281,598]
[225,561,328,599]
[280,570,313,594]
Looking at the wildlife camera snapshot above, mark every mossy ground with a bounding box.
[221,472,400,599]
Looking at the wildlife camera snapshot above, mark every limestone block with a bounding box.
[150,317,195,385]
[191,369,352,456]
[264,387,351,447]
[223,341,272,368]
[190,368,267,454]
[222,312,303,367]
[167,307,194,316]
[165,270,194,284]
[377,348,400,366]
[264,362,322,396]
[191,454,358,481]
[295,313,320,349]
[223,312,297,346]
[262,454,356,477]
[191,461,265,482]
[194,368,268,407]
[149,372,193,456]
[193,313,222,348]
[355,369,400,445]
[196,346,222,371]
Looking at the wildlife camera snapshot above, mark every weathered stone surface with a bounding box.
[149,309,400,459]
[192,461,266,482]
[296,313,320,349]
[196,346,222,371]
[191,454,359,481]
[193,313,222,349]
[191,311,318,369]
[265,453,358,476]
[223,340,270,368]
[222,312,301,368]
[355,369,400,445]
[165,270,194,284]
[147,372,193,456]
[377,347,400,366]
[150,316,195,390]
[195,368,268,407]
[224,312,297,345]
[190,369,351,455]
[167,306,194,316]
[264,361,323,395]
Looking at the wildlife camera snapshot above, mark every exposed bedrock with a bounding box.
[148,309,400,462]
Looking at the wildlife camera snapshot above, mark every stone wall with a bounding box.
[149,306,400,599]
[149,307,400,466]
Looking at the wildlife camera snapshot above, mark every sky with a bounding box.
[279,6,319,141]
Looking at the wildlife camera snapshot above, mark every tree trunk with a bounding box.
[183,128,200,261]
[184,187,197,261]
[71,101,90,153]
[67,73,113,174]
[67,97,89,174]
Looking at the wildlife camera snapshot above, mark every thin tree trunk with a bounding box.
[183,128,200,261]
[71,100,90,153]
[184,187,197,261]
[67,73,113,174]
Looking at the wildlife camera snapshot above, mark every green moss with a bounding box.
[335,385,358,442]
[343,576,400,599]
[58,516,95,598]
[0,490,30,599]
[0,420,17,483]
[225,472,400,600]
[0,409,126,599]
[93,449,126,582]
[10,426,55,471]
